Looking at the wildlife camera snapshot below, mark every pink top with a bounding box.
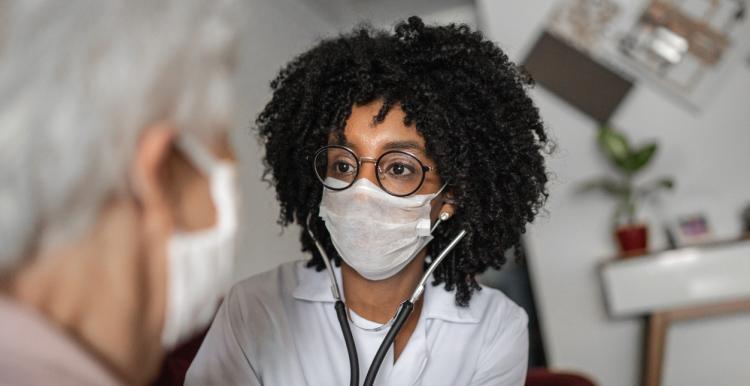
[0,296,120,386]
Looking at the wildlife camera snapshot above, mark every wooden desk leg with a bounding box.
[643,312,668,386]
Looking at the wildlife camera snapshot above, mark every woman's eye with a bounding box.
[386,162,414,176]
[333,161,354,174]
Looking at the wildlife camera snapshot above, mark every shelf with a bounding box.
[604,235,750,264]
[599,238,750,317]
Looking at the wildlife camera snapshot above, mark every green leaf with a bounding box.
[577,177,628,197]
[653,177,674,190]
[623,143,658,173]
[637,176,675,198]
[598,127,631,168]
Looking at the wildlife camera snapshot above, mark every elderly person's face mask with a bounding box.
[158,135,239,349]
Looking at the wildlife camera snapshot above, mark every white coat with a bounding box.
[186,260,528,385]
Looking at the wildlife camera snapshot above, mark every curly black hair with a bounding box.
[256,16,549,306]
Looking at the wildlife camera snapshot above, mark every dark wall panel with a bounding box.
[523,31,634,124]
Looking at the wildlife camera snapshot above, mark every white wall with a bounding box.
[341,0,477,28]
[230,0,337,280]
[476,1,750,385]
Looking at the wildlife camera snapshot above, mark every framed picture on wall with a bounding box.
[670,213,712,246]
[531,0,750,112]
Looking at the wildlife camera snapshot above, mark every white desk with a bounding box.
[599,239,750,386]
[601,240,750,317]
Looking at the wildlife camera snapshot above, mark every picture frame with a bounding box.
[670,213,712,246]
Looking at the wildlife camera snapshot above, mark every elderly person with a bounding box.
[0,1,242,385]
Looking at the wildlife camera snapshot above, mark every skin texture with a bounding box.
[3,124,233,385]
[338,101,454,360]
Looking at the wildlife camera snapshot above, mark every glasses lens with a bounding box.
[314,147,358,189]
[377,151,425,196]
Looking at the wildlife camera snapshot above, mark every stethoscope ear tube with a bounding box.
[335,300,359,386]
[363,301,415,386]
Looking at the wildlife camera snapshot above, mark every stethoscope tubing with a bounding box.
[307,214,467,386]
[361,229,466,386]
[363,300,414,386]
[335,300,360,386]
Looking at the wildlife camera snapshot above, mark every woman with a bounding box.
[187,16,548,386]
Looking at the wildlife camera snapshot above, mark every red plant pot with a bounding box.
[615,224,648,257]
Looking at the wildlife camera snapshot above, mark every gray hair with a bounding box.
[0,0,241,272]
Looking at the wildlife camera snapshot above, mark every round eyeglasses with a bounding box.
[313,145,435,197]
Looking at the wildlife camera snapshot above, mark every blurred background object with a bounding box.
[742,204,750,235]
[528,0,749,110]
[481,246,548,369]
[525,368,598,386]
[577,126,674,256]
[214,1,750,385]
[619,0,745,100]
[522,31,635,123]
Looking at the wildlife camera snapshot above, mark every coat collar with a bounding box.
[291,261,480,324]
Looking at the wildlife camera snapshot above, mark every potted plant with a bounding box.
[579,126,674,256]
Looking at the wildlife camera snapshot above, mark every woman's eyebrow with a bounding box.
[382,140,424,152]
[337,139,425,155]
[328,136,356,149]
[341,140,358,152]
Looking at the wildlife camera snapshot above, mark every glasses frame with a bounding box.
[313,145,435,197]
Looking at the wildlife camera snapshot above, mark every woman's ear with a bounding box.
[439,192,456,220]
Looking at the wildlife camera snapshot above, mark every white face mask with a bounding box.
[319,178,442,281]
[160,136,239,350]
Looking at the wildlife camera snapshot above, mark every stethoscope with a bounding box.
[306,214,467,386]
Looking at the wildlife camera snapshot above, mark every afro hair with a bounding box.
[256,16,549,306]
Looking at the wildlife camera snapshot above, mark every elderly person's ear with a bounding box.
[130,122,178,233]
[131,122,224,235]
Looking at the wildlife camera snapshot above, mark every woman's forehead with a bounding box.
[331,102,428,156]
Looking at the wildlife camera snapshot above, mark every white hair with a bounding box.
[0,0,241,272]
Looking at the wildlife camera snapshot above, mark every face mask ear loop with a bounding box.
[435,182,448,196]
[430,219,442,234]
[175,135,220,176]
